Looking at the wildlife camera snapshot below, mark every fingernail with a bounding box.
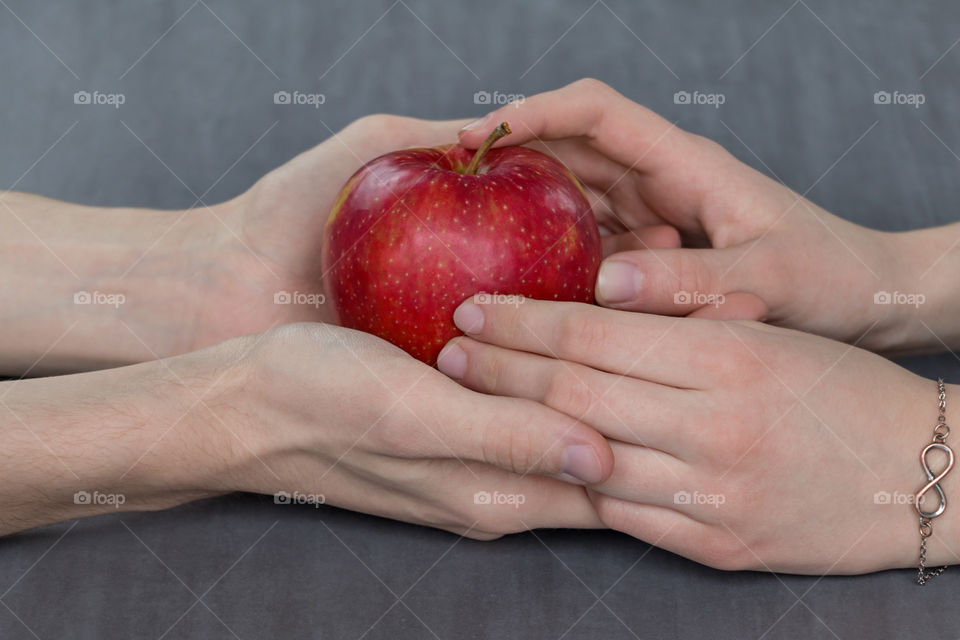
[562,445,603,484]
[596,260,642,304]
[436,342,467,379]
[453,302,484,334]
[459,116,488,135]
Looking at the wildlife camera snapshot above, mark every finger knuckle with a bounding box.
[258,322,310,348]
[460,529,505,541]
[570,78,618,138]
[544,366,595,420]
[592,494,630,532]
[481,421,537,474]
[695,532,748,571]
[498,302,528,344]
[674,251,715,300]
[345,113,399,136]
[474,348,505,394]
[401,494,492,536]
[467,508,525,538]
[690,133,732,161]
[559,310,608,358]
[244,323,318,373]
[572,77,613,95]
[711,420,763,468]
[687,328,758,385]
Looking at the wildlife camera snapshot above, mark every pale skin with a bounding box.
[2,79,960,574]
[1,115,613,537]
[442,79,960,572]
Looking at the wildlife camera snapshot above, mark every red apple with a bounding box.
[322,122,602,364]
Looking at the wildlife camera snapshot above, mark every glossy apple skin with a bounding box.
[322,143,602,364]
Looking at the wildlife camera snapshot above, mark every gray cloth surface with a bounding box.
[2,1,960,637]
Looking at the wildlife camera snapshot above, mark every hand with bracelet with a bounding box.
[445,79,960,578]
[5,79,960,580]
[437,297,956,576]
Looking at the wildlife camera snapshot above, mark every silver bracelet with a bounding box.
[915,378,954,585]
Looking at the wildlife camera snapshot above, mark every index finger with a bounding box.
[451,296,709,389]
[458,78,699,176]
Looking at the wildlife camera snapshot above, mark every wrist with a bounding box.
[914,381,960,568]
[0,192,237,374]
[164,331,301,498]
[870,226,960,354]
[0,354,232,534]
[871,376,960,571]
[189,326,345,501]
[81,198,241,361]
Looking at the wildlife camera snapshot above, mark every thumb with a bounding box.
[595,247,768,319]
[444,394,613,484]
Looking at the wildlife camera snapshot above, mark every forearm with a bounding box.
[880,223,960,354]
[0,352,233,535]
[0,191,234,375]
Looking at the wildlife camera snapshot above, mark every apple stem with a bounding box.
[463,122,511,175]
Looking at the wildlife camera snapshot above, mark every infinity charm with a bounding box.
[916,442,955,519]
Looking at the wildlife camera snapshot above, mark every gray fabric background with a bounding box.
[2,1,960,638]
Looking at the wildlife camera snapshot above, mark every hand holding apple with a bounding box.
[186,115,474,350]
[206,322,611,538]
[459,79,960,352]
[322,122,602,363]
[0,320,613,536]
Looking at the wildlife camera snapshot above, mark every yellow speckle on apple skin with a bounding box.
[326,172,362,226]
